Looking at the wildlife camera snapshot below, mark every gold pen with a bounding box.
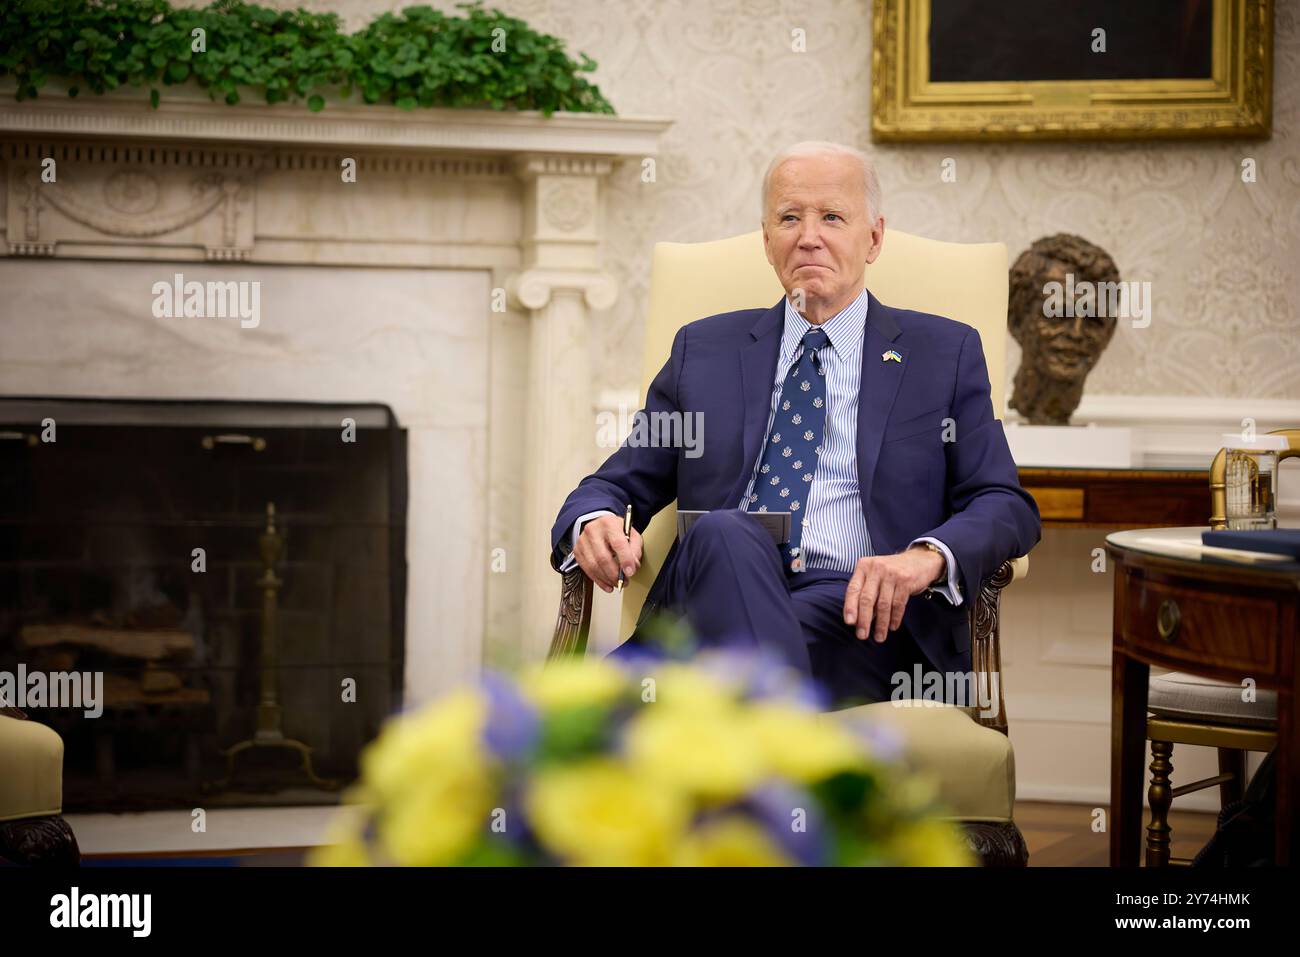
[616,503,633,591]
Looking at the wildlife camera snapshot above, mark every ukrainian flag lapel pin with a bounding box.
[882,349,902,363]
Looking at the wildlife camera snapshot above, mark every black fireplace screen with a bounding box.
[0,397,407,812]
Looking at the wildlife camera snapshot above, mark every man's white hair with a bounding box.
[761,141,883,223]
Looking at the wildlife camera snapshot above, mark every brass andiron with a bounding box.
[205,502,338,793]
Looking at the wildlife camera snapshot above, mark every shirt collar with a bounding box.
[781,286,869,364]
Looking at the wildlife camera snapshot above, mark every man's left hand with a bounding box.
[842,546,945,643]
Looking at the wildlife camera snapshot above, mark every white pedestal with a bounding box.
[1005,422,1133,468]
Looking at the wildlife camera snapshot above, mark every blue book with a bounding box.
[1202,529,1300,560]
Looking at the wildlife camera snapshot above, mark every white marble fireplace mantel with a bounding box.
[0,84,671,156]
[0,86,673,702]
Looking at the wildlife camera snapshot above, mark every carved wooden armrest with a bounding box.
[548,565,594,660]
[966,556,1027,736]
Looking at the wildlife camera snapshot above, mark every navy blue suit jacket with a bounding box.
[550,290,1041,674]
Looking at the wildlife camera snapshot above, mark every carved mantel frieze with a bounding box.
[4,142,259,260]
[0,89,670,267]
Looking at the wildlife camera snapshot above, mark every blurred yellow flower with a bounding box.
[885,818,974,867]
[378,766,495,865]
[310,838,370,867]
[747,703,867,783]
[894,770,942,811]
[312,657,980,868]
[674,817,792,867]
[623,703,765,801]
[308,805,373,867]
[360,689,487,803]
[518,657,626,712]
[647,663,739,712]
[353,689,497,865]
[525,760,690,866]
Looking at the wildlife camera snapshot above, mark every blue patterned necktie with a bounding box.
[746,327,830,573]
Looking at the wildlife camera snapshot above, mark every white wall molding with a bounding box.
[1073,395,1300,425]
[1029,395,1300,470]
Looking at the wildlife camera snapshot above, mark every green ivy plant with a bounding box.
[0,0,615,115]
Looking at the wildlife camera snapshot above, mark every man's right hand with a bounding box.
[573,514,643,593]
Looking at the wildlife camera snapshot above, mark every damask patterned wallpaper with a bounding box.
[253,0,1300,400]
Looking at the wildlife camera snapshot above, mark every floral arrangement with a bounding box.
[311,650,972,867]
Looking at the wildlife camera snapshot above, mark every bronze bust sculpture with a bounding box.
[1007,234,1121,425]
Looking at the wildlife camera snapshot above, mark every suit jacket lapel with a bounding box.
[855,290,905,528]
[729,297,785,506]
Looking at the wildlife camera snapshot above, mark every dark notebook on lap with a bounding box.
[677,509,791,546]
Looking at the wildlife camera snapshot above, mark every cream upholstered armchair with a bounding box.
[549,228,1032,866]
[0,707,80,865]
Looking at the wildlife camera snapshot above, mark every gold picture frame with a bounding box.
[871,0,1272,141]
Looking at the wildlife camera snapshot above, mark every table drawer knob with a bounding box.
[1157,599,1181,642]
[201,433,267,452]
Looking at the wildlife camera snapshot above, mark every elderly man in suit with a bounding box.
[550,141,1040,707]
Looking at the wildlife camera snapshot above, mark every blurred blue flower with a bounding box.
[743,780,829,866]
[692,646,831,710]
[487,779,537,850]
[602,642,671,676]
[480,670,540,762]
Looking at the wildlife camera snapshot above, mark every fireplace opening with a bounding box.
[0,397,407,812]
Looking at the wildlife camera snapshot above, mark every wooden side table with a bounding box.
[1105,527,1300,866]
[1019,467,1207,529]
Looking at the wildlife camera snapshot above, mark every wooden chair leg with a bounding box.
[1217,747,1246,808]
[962,820,1029,866]
[0,815,81,866]
[1146,739,1174,867]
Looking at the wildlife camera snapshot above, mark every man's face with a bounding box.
[762,153,884,315]
[1026,260,1117,381]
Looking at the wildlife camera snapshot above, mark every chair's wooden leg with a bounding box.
[0,815,81,866]
[961,821,1029,867]
[1146,739,1174,867]
[1217,747,1246,808]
